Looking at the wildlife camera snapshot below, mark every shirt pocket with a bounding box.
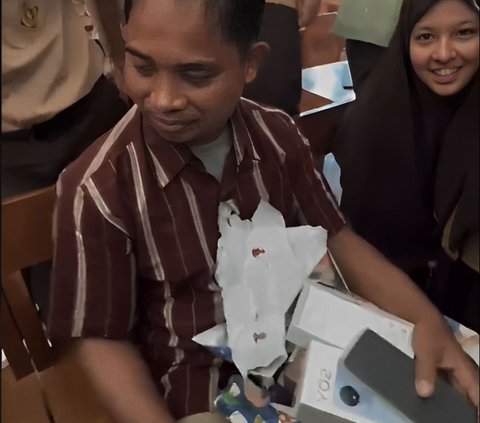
[3,0,53,49]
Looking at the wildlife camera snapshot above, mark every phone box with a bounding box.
[293,340,374,423]
[333,329,477,423]
[286,282,479,365]
[286,282,414,357]
[293,332,477,423]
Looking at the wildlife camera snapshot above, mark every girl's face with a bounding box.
[409,0,479,96]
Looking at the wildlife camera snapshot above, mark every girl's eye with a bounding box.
[456,28,475,38]
[417,33,435,42]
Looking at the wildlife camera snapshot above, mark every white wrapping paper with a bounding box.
[208,201,328,379]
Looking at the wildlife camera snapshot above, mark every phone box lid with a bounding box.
[286,282,414,357]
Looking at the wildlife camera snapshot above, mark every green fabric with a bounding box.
[333,0,403,47]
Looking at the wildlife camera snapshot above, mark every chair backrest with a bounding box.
[2,186,113,422]
[1,186,56,380]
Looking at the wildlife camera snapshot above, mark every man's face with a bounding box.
[409,0,479,97]
[122,0,263,146]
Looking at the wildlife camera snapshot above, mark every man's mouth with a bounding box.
[155,118,191,126]
[149,116,195,132]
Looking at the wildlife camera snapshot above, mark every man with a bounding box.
[104,0,322,116]
[47,1,479,422]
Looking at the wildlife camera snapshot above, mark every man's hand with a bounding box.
[327,227,479,409]
[412,318,479,408]
[74,338,177,423]
[296,0,322,27]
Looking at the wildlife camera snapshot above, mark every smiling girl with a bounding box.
[334,0,479,331]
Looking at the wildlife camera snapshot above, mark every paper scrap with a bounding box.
[213,201,328,379]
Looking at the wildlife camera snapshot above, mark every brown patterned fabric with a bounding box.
[47,98,345,419]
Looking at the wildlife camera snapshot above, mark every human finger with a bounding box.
[414,353,437,398]
[443,351,479,407]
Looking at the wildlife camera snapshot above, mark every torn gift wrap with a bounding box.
[213,200,328,380]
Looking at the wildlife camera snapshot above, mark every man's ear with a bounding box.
[244,42,271,84]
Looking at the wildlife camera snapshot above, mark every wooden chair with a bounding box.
[1,186,111,423]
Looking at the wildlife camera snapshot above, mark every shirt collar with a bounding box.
[143,99,261,188]
[231,98,261,166]
[141,116,192,188]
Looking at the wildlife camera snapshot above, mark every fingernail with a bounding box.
[416,380,433,397]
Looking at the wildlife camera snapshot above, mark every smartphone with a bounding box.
[334,329,477,423]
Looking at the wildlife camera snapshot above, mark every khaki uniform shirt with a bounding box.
[1,0,107,132]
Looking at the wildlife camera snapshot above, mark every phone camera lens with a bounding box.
[340,385,360,407]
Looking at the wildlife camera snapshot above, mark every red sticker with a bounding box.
[253,332,267,343]
[252,248,266,257]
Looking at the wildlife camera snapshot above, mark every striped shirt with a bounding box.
[47,98,346,419]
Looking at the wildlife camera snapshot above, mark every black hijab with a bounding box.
[333,0,479,272]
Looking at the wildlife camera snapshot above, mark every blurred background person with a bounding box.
[244,0,322,115]
[333,0,403,88]
[2,0,130,320]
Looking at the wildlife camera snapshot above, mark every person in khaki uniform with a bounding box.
[1,0,130,337]
[1,0,129,199]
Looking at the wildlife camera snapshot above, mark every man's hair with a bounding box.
[124,0,265,54]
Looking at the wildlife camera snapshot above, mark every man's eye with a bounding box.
[134,65,155,77]
[182,70,214,83]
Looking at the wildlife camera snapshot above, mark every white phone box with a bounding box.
[286,282,415,357]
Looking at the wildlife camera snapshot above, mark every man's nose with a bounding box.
[149,74,187,112]
[432,38,457,63]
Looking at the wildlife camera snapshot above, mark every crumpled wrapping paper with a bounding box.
[206,200,328,379]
